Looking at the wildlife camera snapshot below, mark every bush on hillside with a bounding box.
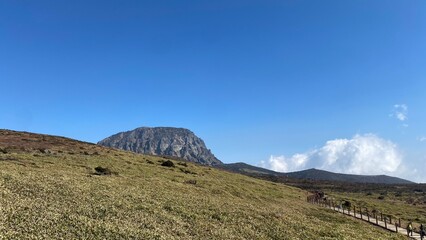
[342,200,351,209]
[161,160,175,167]
[94,166,116,175]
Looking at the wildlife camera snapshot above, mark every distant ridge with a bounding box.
[98,127,222,166]
[216,162,279,175]
[218,163,414,184]
[284,168,414,184]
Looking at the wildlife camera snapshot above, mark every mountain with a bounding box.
[1,128,397,239]
[218,163,414,184]
[98,127,222,166]
[285,168,414,184]
[216,162,280,176]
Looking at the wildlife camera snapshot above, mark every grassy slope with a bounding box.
[0,130,405,239]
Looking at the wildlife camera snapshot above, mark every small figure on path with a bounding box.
[420,224,425,240]
[407,221,413,237]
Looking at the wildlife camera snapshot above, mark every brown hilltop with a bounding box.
[0,129,108,155]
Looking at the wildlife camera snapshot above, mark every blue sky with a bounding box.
[1,1,426,181]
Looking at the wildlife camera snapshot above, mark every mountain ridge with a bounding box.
[284,167,414,184]
[218,162,414,184]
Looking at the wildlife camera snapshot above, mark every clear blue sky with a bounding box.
[1,1,425,181]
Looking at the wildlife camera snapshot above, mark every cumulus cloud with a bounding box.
[260,154,308,172]
[260,134,403,176]
[391,104,408,122]
[419,137,426,142]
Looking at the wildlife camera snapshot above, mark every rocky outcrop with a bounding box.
[98,127,222,166]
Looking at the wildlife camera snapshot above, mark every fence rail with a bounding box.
[307,194,424,240]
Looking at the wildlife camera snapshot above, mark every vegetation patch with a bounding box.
[38,148,50,154]
[180,168,196,175]
[184,179,197,185]
[94,166,116,175]
[177,162,188,167]
[161,160,175,167]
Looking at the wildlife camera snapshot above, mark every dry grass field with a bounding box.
[0,130,406,239]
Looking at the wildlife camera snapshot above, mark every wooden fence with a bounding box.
[307,194,425,239]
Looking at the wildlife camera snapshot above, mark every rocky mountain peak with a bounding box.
[98,127,222,166]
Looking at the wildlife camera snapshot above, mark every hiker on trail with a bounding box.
[407,221,413,237]
[420,224,425,240]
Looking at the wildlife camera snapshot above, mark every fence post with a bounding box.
[360,207,363,220]
[376,214,378,225]
[385,218,387,228]
[389,215,392,224]
[380,212,383,221]
[395,222,398,233]
[353,206,356,217]
[399,218,401,229]
[367,208,370,222]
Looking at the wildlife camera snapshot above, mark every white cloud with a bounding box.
[419,137,426,142]
[392,104,408,121]
[260,134,403,176]
[260,154,308,172]
[317,134,401,175]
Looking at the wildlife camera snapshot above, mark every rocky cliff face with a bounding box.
[98,127,222,166]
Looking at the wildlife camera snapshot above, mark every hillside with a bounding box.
[218,163,413,185]
[216,162,280,176]
[285,168,413,184]
[0,129,405,239]
[98,127,222,166]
